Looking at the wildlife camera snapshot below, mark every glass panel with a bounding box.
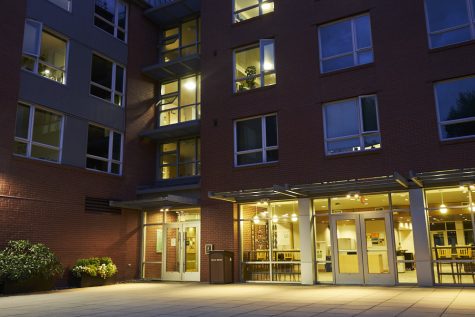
[264,73,276,86]
[95,0,115,23]
[236,118,262,151]
[242,263,270,281]
[94,16,114,35]
[236,77,261,92]
[90,85,111,101]
[23,20,41,56]
[265,115,277,147]
[162,142,177,152]
[166,227,180,273]
[272,263,301,282]
[38,63,64,83]
[266,149,278,162]
[179,139,196,162]
[112,132,121,161]
[355,15,372,49]
[48,0,71,11]
[31,145,59,162]
[314,206,333,283]
[181,20,197,48]
[320,20,353,58]
[327,137,361,154]
[160,110,178,126]
[363,134,382,150]
[21,56,35,71]
[441,121,475,139]
[40,31,66,70]
[178,163,195,177]
[325,99,360,138]
[261,1,274,15]
[357,50,374,65]
[111,162,120,174]
[161,153,176,166]
[87,125,109,158]
[336,219,359,273]
[361,96,378,132]
[91,55,112,89]
[86,157,108,172]
[161,165,177,179]
[117,2,127,29]
[14,141,27,156]
[180,76,197,106]
[430,27,472,48]
[322,54,355,73]
[180,105,196,122]
[184,226,198,272]
[235,46,260,81]
[234,0,258,11]
[237,152,262,165]
[115,66,124,93]
[161,80,178,95]
[15,104,30,139]
[262,40,275,72]
[364,218,390,274]
[425,0,469,32]
[32,108,61,147]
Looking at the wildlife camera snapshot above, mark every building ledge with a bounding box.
[110,194,199,210]
[141,120,200,141]
[138,176,201,195]
[143,54,200,81]
[144,0,201,26]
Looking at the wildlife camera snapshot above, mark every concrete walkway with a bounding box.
[0,283,474,317]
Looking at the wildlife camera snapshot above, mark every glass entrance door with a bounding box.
[163,221,200,281]
[331,211,396,285]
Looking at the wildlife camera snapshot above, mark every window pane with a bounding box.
[181,20,197,47]
[355,15,372,49]
[48,0,71,11]
[162,142,177,152]
[265,115,277,147]
[94,16,114,35]
[235,7,259,22]
[322,54,354,73]
[21,56,35,71]
[15,104,30,139]
[161,81,178,95]
[435,76,475,123]
[40,31,66,70]
[236,118,262,151]
[361,96,378,132]
[90,85,111,101]
[357,50,374,65]
[266,149,278,162]
[112,132,121,161]
[442,121,475,139]
[95,0,115,23]
[161,165,177,179]
[320,20,353,58]
[161,153,176,165]
[235,46,260,80]
[115,66,124,93]
[425,0,469,32]
[327,137,361,154]
[87,125,109,159]
[324,99,359,138]
[181,76,197,106]
[111,163,121,174]
[364,134,382,150]
[91,55,112,88]
[23,20,41,56]
[178,163,195,177]
[180,105,196,122]
[237,152,263,165]
[38,63,65,83]
[31,145,59,162]
[262,40,275,72]
[32,108,61,147]
[117,2,127,29]
[179,139,196,162]
[87,157,108,172]
[14,141,27,156]
[235,0,258,10]
[430,27,472,48]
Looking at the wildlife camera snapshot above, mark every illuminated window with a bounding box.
[233,0,274,23]
[160,138,200,179]
[160,18,200,63]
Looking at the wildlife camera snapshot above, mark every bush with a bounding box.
[71,257,118,279]
[0,240,64,282]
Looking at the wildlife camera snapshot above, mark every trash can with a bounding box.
[209,250,233,284]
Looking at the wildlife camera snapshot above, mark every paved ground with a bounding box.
[0,282,475,317]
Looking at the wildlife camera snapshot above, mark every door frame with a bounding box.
[330,211,396,285]
[162,221,201,281]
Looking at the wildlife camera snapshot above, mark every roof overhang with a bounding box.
[144,0,201,26]
[409,168,475,188]
[110,194,199,210]
[209,172,409,203]
[141,120,200,141]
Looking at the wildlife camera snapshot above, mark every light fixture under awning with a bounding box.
[110,194,199,210]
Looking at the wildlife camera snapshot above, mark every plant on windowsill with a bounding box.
[238,66,257,92]
[0,240,64,294]
[71,257,118,288]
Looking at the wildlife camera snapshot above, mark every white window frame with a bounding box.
[160,18,200,63]
[86,124,124,175]
[318,14,373,74]
[22,19,69,84]
[48,0,72,12]
[90,53,126,107]
[159,138,200,180]
[234,114,278,167]
[424,0,475,49]
[94,0,128,42]
[14,102,64,163]
[434,75,475,141]
[232,0,274,23]
[323,95,381,156]
[233,39,276,93]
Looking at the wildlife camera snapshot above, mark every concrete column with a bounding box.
[298,198,315,285]
[409,188,433,286]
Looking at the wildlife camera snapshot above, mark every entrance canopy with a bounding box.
[209,172,410,203]
[110,194,199,210]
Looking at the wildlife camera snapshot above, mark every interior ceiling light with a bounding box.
[439,191,448,214]
[183,81,196,91]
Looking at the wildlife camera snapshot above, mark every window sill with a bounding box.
[85,167,123,178]
[21,69,67,86]
[439,136,475,146]
[93,24,128,45]
[13,153,61,166]
[324,148,382,159]
[428,39,475,54]
[233,161,279,171]
[231,11,275,27]
[233,83,277,96]
[89,93,125,109]
[319,62,374,78]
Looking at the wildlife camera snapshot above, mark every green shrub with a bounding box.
[0,240,64,282]
[71,257,118,279]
